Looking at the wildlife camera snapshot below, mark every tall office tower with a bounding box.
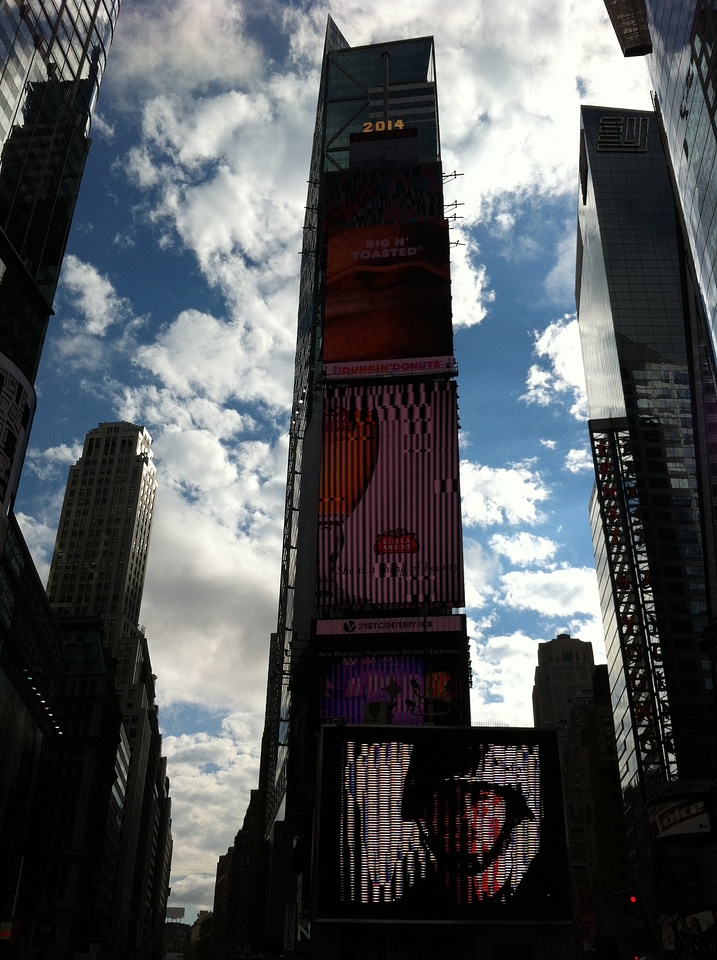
[532,639,630,957]
[603,1,717,344]
[0,1,119,533]
[239,20,572,960]
[577,104,717,952]
[532,633,596,757]
[45,422,172,960]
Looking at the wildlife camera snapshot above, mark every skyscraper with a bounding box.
[532,633,596,758]
[45,422,171,960]
[0,4,123,946]
[603,0,717,343]
[0,0,119,532]
[236,20,573,960]
[576,103,717,949]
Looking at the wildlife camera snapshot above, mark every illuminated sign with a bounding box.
[315,726,571,923]
[323,163,445,230]
[323,220,452,368]
[316,380,464,610]
[315,615,464,635]
[649,793,713,839]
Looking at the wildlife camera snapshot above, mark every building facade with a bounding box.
[229,20,574,960]
[0,0,119,531]
[604,0,717,349]
[577,103,717,954]
[40,422,171,960]
[0,9,121,939]
[532,633,596,758]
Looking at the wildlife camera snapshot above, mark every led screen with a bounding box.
[316,380,463,610]
[323,164,445,230]
[315,726,571,923]
[323,220,452,367]
[321,656,462,726]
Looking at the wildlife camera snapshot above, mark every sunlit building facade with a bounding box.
[604,0,717,346]
[577,103,717,954]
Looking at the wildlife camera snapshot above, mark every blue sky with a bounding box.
[14,0,652,920]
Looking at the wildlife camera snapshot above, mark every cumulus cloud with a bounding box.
[489,531,559,567]
[522,315,588,418]
[565,447,593,474]
[460,460,549,527]
[501,566,601,618]
[54,256,146,369]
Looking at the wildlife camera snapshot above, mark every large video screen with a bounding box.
[316,380,464,611]
[315,726,571,923]
[323,220,452,368]
[323,164,445,230]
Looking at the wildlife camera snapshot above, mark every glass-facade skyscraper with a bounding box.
[577,102,717,951]
[604,0,717,345]
[0,0,118,526]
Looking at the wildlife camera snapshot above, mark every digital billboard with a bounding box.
[314,726,571,923]
[323,163,445,230]
[316,380,464,610]
[323,220,452,369]
[316,616,467,726]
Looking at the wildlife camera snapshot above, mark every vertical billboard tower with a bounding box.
[253,21,572,960]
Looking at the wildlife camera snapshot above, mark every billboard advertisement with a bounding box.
[315,726,570,923]
[649,793,713,840]
[316,616,467,726]
[323,163,445,231]
[323,219,452,369]
[316,380,464,610]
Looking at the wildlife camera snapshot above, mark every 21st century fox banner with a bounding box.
[316,380,464,610]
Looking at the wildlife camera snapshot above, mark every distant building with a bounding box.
[43,422,172,960]
[532,633,595,757]
[577,102,717,951]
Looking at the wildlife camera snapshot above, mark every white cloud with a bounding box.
[161,715,262,913]
[54,256,146,369]
[489,531,559,567]
[469,629,541,727]
[500,566,601,618]
[565,447,593,474]
[522,315,588,419]
[460,459,549,527]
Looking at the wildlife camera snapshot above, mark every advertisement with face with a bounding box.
[316,380,463,610]
[315,726,570,923]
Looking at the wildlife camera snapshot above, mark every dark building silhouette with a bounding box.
[532,637,631,958]
[38,422,172,960]
[219,19,574,960]
[532,633,596,758]
[577,102,717,953]
[28,618,127,957]
[0,3,121,946]
[0,1,118,530]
